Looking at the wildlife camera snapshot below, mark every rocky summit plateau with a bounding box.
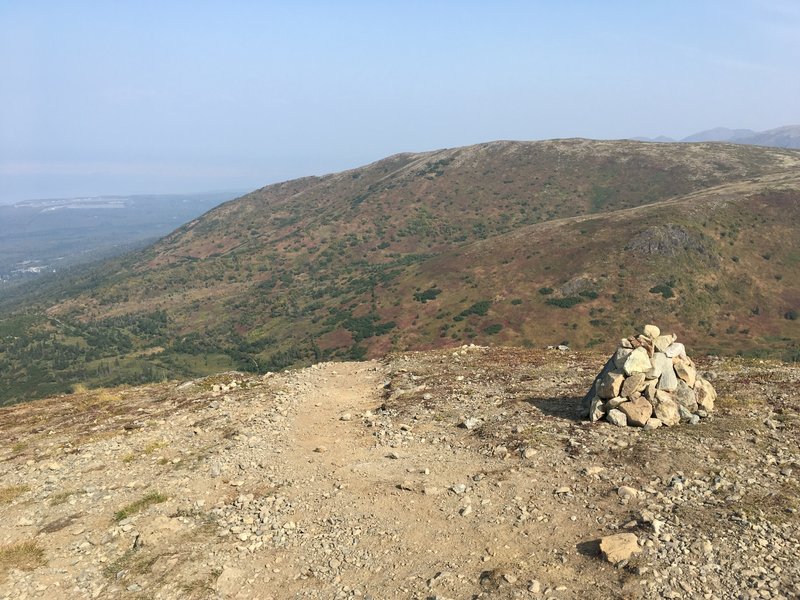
[1,346,798,599]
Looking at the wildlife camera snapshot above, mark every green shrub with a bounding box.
[483,323,503,335]
[538,287,553,295]
[414,287,442,303]
[545,296,583,309]
[649,284,674,299]
[456,300,491,319]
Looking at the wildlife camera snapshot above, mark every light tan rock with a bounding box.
[623,347,651,375]
[606,397,626,409]
[665,342,686,359]
[653,391,680,426]
[619,397,653,427]
[643,324,660,339]
[655,355,678,391]
[673,357,697,387]
[215,567,244,598]
[673,379,698,412]
[613,347,632,369]
[654,333,676,353]
[589,396,605,423]
[644,417,663,430]
[607,408,628,427]
[597,370,626,399]
[621,372,646,398]
[695,377,717,412]
[599,533,641,564]
[643,379,658,401]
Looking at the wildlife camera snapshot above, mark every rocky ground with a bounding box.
[0,346,798,599]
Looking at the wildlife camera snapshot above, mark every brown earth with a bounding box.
[1,347,798,599]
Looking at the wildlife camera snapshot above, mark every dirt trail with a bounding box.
[1,351,798,599]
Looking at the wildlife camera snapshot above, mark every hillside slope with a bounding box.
[1,140,800,404]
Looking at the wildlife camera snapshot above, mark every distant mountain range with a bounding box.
[632,124,800,149]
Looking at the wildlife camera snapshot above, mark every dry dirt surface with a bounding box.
[0,347,798,599]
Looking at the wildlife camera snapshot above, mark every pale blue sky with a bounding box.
[1,1,798,202]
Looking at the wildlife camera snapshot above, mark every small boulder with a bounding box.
[643,324,660,339]
[653,391,680,426]
[622,347,651,376]
[673,379,698,412]
[695,377,717,411]
[620,372,646,398]
[654,333,676,353]
[612,347,633,369]
[589,396,605,423]
[597,370,626,399]
[619,397,653,427]
[665,342,686,359]
[644,417,663,430]
[599,533,641,564]
[606,408,628,427]
[673,357,697,387]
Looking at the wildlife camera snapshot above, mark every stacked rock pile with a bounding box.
[582,325,717,428]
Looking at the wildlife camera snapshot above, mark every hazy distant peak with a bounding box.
[635,125,800,149]
[681,127,756,142]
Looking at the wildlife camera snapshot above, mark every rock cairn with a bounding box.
[582,324,717,428]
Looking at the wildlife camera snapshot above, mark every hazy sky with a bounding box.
[1,1,798,203]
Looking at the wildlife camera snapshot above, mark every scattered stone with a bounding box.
[340,413,352,421]
[644,417,663,430]
[461,417,482,430]
[599,533,641,564]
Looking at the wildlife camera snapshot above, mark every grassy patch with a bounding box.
[0,485,29,504]
[143,440,168,454]
[0,541,46,579]
[49,489,85,506]
[113,491,168,522]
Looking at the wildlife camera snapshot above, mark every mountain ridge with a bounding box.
[634,124,800,148]
[1,139,799,404]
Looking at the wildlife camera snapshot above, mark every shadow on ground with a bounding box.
[576,539,601,558]
[525,395,585,422]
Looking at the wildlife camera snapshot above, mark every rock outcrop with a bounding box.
[582,325,716,427]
